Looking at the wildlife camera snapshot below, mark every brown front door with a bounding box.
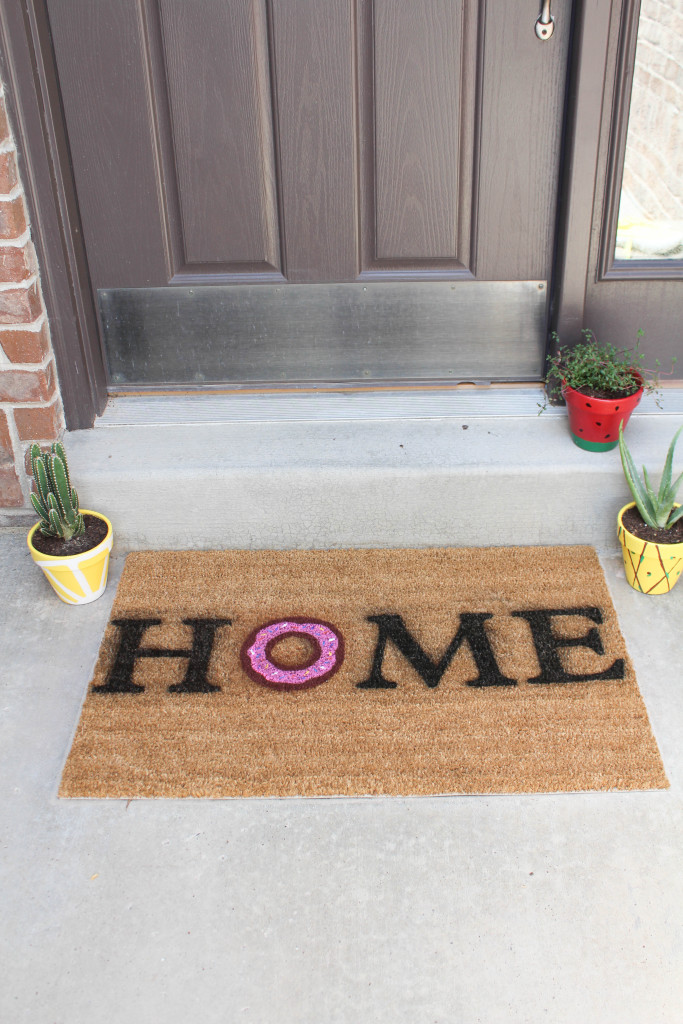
[45,0,573,388]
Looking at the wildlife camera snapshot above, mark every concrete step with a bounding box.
[13,388,683,551]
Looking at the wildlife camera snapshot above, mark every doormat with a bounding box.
[60,546,668,798]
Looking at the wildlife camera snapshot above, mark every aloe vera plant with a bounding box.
[29,442,85,540]
[619,423,683,530]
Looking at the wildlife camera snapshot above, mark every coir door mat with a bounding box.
[60,546,668,798]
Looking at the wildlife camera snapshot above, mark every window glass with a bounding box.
[616,0,683,260]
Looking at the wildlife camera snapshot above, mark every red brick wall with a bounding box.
[0,83,65,512]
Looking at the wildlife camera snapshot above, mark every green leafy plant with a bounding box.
[619,422,683,530]
[30,442,85,540]
[542,328,673,405]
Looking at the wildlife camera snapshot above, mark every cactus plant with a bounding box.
[619,423,683,530]
[29,442,85,541]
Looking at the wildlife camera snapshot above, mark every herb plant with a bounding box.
[543,329,671,403]
[619,422,683,530]
[30,441,85,540]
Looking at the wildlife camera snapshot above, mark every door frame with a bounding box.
[0,0,640,429]
[0,0,107,429]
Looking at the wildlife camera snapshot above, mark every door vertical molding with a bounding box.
[551,0,615,347]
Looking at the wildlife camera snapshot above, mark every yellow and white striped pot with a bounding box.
[27,510,113,605]
[618,502,683,595]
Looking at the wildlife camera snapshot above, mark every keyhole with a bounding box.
[535,18,555,40]
[535,1,555,39]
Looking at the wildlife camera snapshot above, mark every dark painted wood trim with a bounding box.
[0,0,107,429]
[595,0,638,280]
[602,258,683,280]
[597,0,637,278]
[551,0,615,350]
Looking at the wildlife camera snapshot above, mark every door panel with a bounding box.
[371,0,463,261]
[47,1,171,287]
[357,0,478,274]
[158,0,280,269]
[48,0,283,284]
[46,0,573,386]
[269,0,358,282]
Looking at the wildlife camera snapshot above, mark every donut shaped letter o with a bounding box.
[241,618,344,690]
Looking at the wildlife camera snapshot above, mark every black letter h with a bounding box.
[94,618,231,694]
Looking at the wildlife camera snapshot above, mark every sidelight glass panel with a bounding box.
[615,0,683,260]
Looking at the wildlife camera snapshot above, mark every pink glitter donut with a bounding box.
[241,618,344,690]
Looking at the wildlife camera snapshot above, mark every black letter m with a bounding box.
[357,613,515,689]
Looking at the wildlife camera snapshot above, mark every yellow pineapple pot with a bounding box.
[618,424,683,595]
[28,510,113,604]
[617,502,683,595]
[26,442,113,605]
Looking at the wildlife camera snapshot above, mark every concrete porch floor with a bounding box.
[2,393,683,1022]
[2,547,683,1021]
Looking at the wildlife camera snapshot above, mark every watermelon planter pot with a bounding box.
[562,378,644,452]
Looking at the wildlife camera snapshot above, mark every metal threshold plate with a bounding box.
[99,280,547,386]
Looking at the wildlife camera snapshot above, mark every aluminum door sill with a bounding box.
[95,386,683,427]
